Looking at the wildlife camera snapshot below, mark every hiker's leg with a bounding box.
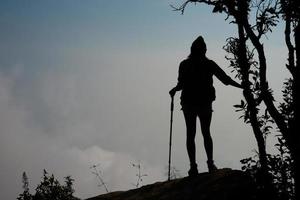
[199,107,213,163]
[199,105,217,172]
[183,109,197,166]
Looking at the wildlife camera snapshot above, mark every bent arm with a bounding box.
[169,61,184,97]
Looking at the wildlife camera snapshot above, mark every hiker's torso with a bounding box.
[179,58,216,106]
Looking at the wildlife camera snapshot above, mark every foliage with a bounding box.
[241,136,295,200]
[238,55,295,200]
[17,170,79,200]
[279,78,294,125]
[224,36,274,139]
[17,172,33,200]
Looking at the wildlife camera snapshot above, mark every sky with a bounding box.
[0,1,290,199]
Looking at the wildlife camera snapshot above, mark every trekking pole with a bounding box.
[168,96,174,181]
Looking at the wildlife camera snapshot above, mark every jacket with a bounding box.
[176,57,232,106]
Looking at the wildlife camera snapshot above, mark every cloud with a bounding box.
[0,63,168,199]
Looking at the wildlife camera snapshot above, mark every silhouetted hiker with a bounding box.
[169,36,242,177]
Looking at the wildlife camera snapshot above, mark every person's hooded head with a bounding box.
[189,36,207,59]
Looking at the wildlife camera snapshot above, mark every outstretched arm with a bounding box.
[212,61,243,89]
[226,78,243,89]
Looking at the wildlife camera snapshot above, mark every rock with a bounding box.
[86,168,257,200]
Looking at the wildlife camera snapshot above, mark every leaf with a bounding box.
[233,104,242,108]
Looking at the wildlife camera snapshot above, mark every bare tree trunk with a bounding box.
[242,20,289,140]
[237,25,268,173]
[292,22,300,200]
[236,1,277,198]
[277,1,299,198]
[284,7,299,198]
[236,0,268,176]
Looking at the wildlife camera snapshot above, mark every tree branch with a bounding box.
[282,1,296,77]
[241,11,289,140]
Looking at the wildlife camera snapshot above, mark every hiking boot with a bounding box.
[207,160,217,173]
[188,163,198,177]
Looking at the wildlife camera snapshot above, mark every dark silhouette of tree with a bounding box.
[17,172,33,200]
[17,170,79,200]
[34,170,78,200]
[172,0,299,199]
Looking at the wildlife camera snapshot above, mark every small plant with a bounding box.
[90,164,109,193]
[131,161,147,188]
